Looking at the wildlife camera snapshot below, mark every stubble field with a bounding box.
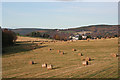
[2,36,118,78]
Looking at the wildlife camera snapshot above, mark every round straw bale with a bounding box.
[29,61,34,64]
[78,53,83,56]
[72,49,76,51]
[42,63,47,68]
[48,48,52,51]
[111,53,117,57]
[47,64,53,70]
[82,61,88,66]
[57,50,60,53]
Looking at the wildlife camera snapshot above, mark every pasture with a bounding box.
[2,36,118,78]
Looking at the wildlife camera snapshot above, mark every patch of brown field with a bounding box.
[16,36,52,42]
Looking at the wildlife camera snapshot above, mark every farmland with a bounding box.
[2,36,118,78]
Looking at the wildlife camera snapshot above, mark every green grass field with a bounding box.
[2,37,118,78]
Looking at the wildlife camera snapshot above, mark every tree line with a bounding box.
[26,31,70,41]
[26,32,50,38]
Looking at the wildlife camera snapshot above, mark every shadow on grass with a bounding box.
[2,41,48,55]
[90,59,95,61]
[53,67,61,70]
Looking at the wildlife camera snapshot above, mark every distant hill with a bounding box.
[8,24,118,37]
[65,25,118,37]
[11,28,54,35]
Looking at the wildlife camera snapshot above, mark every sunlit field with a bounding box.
[2,36,118,78]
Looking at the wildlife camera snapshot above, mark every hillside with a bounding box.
[9,25,118,37]
[11,28,54,35]
[66,25,118,37]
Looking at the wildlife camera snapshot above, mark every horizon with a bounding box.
[2,2,118,29]
[1,24,118,29]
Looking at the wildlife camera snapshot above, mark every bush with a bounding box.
[97,36,102,39]
[27,31,50,38]
[78,35,82,40]
[87,35,91,39]
[114,35,118,37]
[2,29,17,47]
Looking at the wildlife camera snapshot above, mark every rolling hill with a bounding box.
[8,24,118,37]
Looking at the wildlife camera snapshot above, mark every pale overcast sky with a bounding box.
[1,0,119,2]
[1,1,118,29]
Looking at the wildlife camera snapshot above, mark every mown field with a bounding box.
[2,36,118,78]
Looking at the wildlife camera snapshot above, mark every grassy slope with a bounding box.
[2,37,118,78]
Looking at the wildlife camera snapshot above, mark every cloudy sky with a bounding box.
[2,2,118,29]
